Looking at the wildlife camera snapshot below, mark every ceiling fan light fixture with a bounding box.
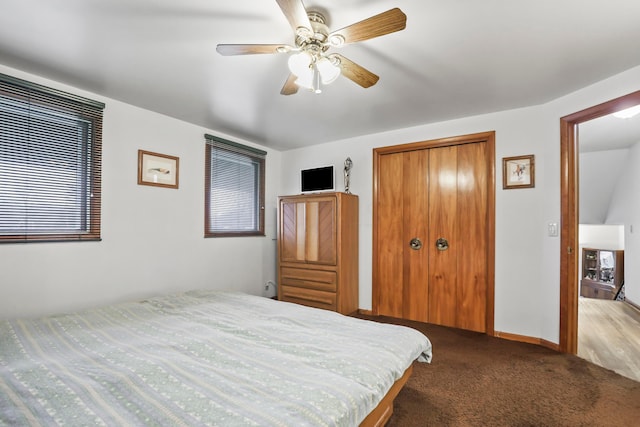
[294,66,322,94]
[288,51,312,77]
[294,66,314,90]
[316,56,341,84]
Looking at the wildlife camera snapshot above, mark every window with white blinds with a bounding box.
[205,134,266,237]
[0,73,104,243]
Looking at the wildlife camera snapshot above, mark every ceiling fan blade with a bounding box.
[280,73,299,95]
[333,54,379,88]
[216,44,291,56]
[328,8,406,45]
[276,0,312,35]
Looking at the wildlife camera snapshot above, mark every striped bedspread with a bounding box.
[0,290,432,426]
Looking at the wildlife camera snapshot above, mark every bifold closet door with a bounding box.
[376,152,404,318]
[376,150,430,322]
[375,141,488,332]
[427,145,458,327]
[455,142,488,332]
[428,143,488,332]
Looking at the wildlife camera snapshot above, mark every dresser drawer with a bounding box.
[280,285,337,311]
[280,267,337,292]
[580,281,615,300]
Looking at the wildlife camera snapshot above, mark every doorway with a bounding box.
[372,132,495,333]
[559,90,640,353]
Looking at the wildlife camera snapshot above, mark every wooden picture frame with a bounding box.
[137,150,179,189]
[502,155,534,189]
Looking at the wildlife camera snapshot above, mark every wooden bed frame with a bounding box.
[360,364,413,427]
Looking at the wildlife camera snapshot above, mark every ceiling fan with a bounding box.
[216,0,407,95]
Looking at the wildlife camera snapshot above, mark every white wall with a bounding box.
[579,225,625,250]
[0,64,282,319]
[606,141,640,304]
[579,149,628,224]
[280,64,640,344]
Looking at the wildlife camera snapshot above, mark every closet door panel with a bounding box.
[428,146,458,328]
[402,150,430,321]
[457,142,488,332]
[376,153,404,318]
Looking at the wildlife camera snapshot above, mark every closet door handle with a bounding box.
[409,238,423,250]
[436,238,449,251]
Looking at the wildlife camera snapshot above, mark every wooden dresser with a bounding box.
[580,248,624,300]
[277,192,358,315]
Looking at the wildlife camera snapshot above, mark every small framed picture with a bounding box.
[503,155,534,189]
[138,150,179,189]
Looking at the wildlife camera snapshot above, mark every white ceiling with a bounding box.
[579,110,640,153]
[1,0,640,151]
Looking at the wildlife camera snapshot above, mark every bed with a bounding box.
[0,290,432,426]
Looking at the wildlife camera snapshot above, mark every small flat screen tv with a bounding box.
[301,165,335,193]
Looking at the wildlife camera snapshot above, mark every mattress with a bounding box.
[0,290,432,426]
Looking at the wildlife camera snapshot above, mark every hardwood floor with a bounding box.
[578,297,640,382]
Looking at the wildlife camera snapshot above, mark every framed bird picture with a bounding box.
[503,155,534,189]
[138,150,179,189]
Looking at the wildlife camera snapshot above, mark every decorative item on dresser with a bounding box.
[278,192,358,314]
[580,248,624,300]
[344,157,353,194]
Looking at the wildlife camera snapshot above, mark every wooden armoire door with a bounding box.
[373,133,494,333]
[280,196,337,266]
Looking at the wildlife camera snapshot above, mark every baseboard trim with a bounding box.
[357,312,561,352]
[495,331,560,352]
[496,299,638,352]
[626,298,640,312]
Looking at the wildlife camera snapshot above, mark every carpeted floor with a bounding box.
[359,315,640,426]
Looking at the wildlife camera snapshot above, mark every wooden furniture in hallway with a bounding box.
[580,248,624,300]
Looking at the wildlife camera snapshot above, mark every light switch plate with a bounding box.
[548,222,559,237]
